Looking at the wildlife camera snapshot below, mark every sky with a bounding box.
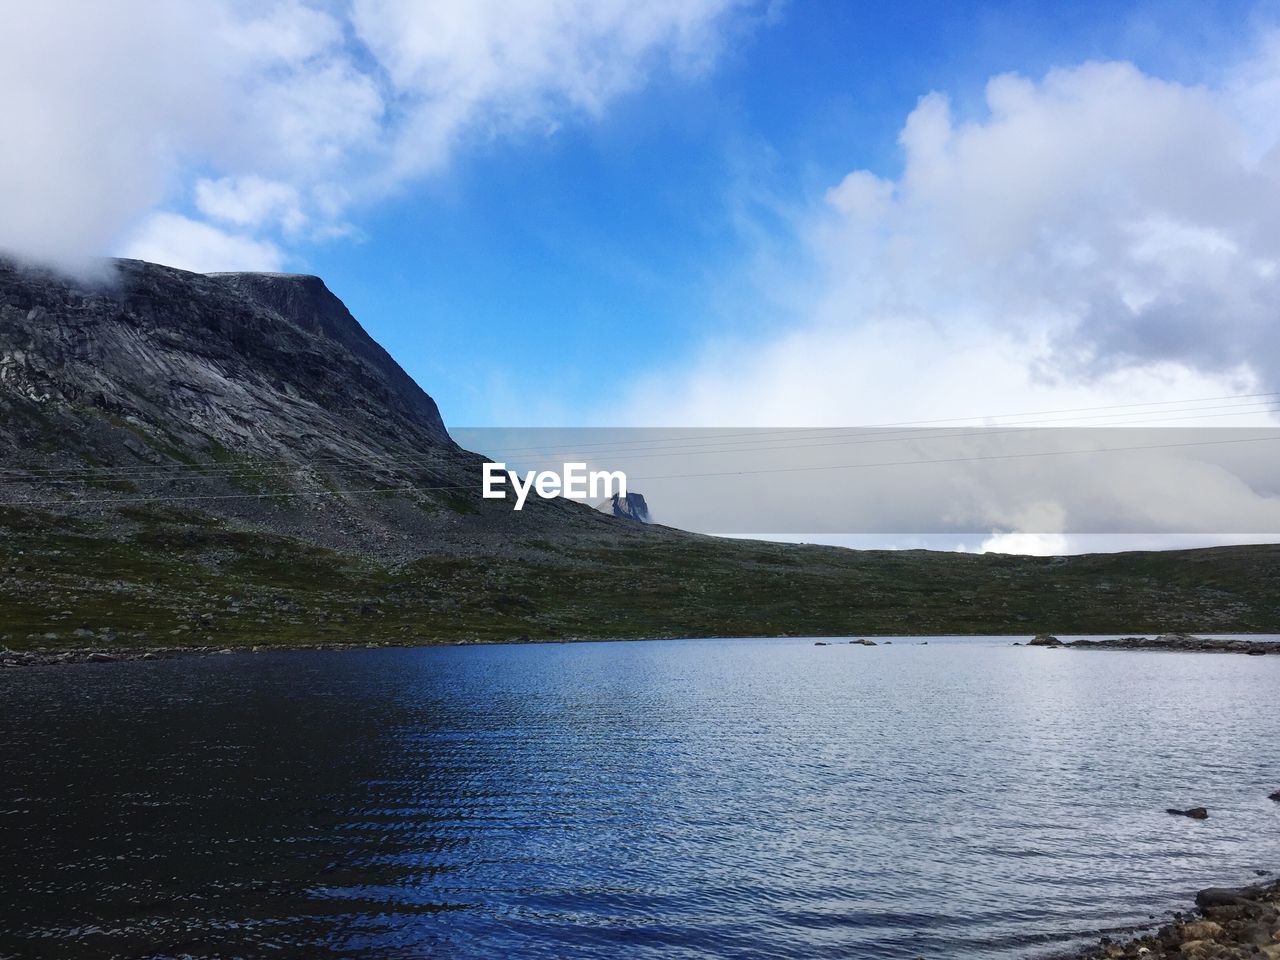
[3,0,1280,552]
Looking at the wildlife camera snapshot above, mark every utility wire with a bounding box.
[6,404,1280,488]
[452,391,1280,456]
[7,432,1280,509]
[3,390,1276,476]
[2,395,1278,484]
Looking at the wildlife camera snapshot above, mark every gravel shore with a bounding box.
[1065,878,1280,959]
[0,635,637,667]
[7,632,1280,669]
[0,641,421,667]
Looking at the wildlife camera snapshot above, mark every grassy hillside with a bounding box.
[3,503,1277,652]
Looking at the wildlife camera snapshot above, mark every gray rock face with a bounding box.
[1028,633,1062,646]
[1065,634,1280,655]
[602,491,651,523]
[1166,806,1209,819]
[0,258,449,463]
[0,256,625,559]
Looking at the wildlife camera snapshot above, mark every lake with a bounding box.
[1,637,1278,959]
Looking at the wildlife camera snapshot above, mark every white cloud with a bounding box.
[0,0,753,272]
[122,213,285,274]
[195,176,307,234]
[617,44,1280,551]
[811,58,1280,382]
[738,532,1280,555]
[352,0,746,182]
[624,47,1280,422]
[621,313,1260,428]
[976,531,1071,556]
[0,3,223,271]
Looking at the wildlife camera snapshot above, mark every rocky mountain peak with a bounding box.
[0,257,450,462]
[602,491,651,523]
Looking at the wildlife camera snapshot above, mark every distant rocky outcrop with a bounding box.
[1064,634,1280,655]
[1028,633,1062,646]
[1021,632,1280,655]
[599,491,651,523]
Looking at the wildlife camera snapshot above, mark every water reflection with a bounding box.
[1,638,1278,959]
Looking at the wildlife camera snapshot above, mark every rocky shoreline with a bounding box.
[5,631,1280,669]
[1063,877,1280,959]
[0,642,382,667]
[0,635,663,668]
[1027,633,1280,655]
[0,640,545,668]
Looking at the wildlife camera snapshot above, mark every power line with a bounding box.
[9,405,1279,488]
[2,394,1277,484]
[4,390,1275,477]
[475,404,1280,467]
[451,391,1280,456]
[629,432,1280,483]
[8,431,1280,509]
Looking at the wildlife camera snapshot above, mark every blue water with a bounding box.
[1,636,1278,959]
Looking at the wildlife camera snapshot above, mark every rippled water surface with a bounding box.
[2,637,1279,959]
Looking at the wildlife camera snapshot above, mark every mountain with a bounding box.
[1,259,446,454]
[0,257,606,558]
[599,492,651,523]
[2,257,1279,651]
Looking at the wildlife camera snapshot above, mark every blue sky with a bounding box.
[287,0,1269,426]
[4,0,1280,551]
[4,0,1279,432]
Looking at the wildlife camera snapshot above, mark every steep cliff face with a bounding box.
[209,270,448,444]
[0,258,449,463]
[0,257,629,559]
